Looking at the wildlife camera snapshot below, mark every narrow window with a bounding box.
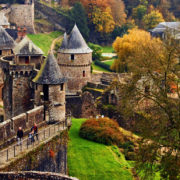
[60,84,64,91]
[83,71,85,77]
[145,85,150,95]
[43,84,49,101]
[0,50,2,55]
[71,54,74,60]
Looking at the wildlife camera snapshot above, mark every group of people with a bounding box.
[16,123,38,146]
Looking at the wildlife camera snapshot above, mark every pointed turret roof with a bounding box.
[58,24,92,54]
[60,32,68,49]
[33,52,67,85]
[0,13,10,27]
[0,27,15,50]
[14,36,43,56]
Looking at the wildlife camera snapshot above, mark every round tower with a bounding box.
[33,52,67,123]
[57,24,92,94]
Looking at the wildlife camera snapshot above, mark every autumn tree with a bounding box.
[112,29,155,72]
[113,29,180,179]
[109,0,127,27]
[143,10,164,29]
[91,6,115,33]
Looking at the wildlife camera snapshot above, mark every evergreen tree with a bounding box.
[70,2,89,40]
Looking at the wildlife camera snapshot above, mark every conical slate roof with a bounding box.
[0,13,10,26]
[33,52,67,85]
[0,26,15,50]
[58,24,92,54]
[60,32,68,49]
[14,36,43,56]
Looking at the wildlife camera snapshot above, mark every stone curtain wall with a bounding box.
[9,4,35,33]
[0,106,44,143]
[0,171,78,180]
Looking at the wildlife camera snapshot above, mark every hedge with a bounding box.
[94,60,114,72]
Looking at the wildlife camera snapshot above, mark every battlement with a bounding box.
[0,106,44,144]
[0,56,34,74]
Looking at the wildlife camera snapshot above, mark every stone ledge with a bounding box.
[0,171,79,180]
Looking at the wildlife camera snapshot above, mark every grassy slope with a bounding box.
[68,118,133,180]
[28,31,62,56]
[102,46,114,53]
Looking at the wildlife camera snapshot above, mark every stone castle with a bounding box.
[0,23,93,142]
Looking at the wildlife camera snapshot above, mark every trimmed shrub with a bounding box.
[79,117,125,146]
[94,60,114,72]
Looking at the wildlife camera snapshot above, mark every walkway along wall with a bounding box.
[0,106,44,144]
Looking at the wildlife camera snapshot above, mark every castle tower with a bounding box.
[1,37,44,120]
[33,52,67,123]
[57,24,92,94]
[0,27,15,56]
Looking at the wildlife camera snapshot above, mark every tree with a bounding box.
[143,10,164,29]
[88,42,102,61]
[112,29,156,72]
[110,0,127,27]
[113,29,180,179]
[69,2,89,40]
[91,6,115,33]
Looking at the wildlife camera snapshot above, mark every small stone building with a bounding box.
[33,52,67,123]
[13,36,44,69]
[57,24,92,94]
[0,27,15,56]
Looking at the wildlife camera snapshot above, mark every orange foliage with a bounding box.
[49,149,55,158]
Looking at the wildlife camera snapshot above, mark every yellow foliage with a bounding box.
[112,28,164,73]
[92,7,115,33]
[143,10,164,30]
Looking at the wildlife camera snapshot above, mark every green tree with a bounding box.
[88,42,102,61]
[70,2,89,40]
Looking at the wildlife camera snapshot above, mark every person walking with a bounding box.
[17,127,23,146]
[31,123,38,141]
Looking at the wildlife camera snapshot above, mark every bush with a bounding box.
[88,43,103,61]
[94,60,114,72]
[79,117,125,146]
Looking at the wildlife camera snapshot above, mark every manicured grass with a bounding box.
[68,118,133,180]
[28,31,63,56]
[102,46,114,53]
[92,62,110,73]
[103,60,114,66]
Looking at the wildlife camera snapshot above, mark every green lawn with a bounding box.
[68,118,133,180]
[103,60,114,66]
[28,31,63,56]
[92,62,110,73]
[102,46,114,53]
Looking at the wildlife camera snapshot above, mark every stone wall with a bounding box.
[9,3,35,33]
[35,1,66,32]
[0,106,44,144]
[0,171,78,180]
